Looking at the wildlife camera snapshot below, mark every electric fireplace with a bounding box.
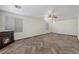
[0,31,14,49]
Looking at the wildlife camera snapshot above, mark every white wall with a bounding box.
[15,17,50,40]
[0,10,50,40]
[0,14,3,30]
[0,10,77,40]
[52,19,77,35]
[78,14,79,39]
[0,15,2,30]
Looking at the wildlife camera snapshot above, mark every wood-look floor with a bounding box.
[0,33,79,54]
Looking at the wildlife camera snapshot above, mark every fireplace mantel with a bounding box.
[0,31,14,49]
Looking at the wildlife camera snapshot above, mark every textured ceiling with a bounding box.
[0,5,79,20]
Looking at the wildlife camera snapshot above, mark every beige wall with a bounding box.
[0,10,50,40]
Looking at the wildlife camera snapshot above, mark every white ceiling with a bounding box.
[0,5,79,20]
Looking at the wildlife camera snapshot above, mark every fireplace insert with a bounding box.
[0,31,14,49]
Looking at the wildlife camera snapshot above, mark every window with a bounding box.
[5,16,23,32]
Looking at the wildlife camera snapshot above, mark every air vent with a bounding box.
[15,5,21,9]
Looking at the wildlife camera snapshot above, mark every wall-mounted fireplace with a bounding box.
[0,31,14,49]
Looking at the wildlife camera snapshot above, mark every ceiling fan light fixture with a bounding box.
[48,14,57,20]
[48,14,53,20]
[53,14,57,18]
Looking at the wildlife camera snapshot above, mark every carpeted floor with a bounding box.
[0,33,79,54]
